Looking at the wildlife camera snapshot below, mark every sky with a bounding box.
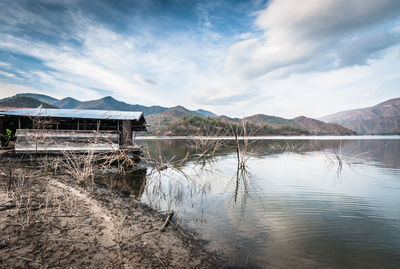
[0,0,399,118]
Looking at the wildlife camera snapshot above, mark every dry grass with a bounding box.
[61,149,97,185]
[185,128,228,163]
[0,162,223,268]
[0,121,224,267]
[267,140,306,154]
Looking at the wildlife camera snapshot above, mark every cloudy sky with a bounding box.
[0,0,399,118]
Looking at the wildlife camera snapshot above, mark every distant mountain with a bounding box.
[13,93,59,105]
[196,109,217,117]
[319,97,400,134]
[147,109,355,136]
[54,97,81,109]
[292,116,355,135]
[54,96,170,115]
[243,114,293,127]
[217,115,240,123]
[243,114,355,135]
[1,93,217,117]
[146,106,204,133]
[0,96,57,108]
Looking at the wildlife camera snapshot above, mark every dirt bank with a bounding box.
[0,165,224,268]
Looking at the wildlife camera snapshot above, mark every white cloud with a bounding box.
[192,84,259,106]
[235,45,400,119]
[0,70,14,78]
[132,74,157,86]
[0,14,228,105]
[226,0,400,78]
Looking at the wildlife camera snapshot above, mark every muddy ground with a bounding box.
[0,163,224,268]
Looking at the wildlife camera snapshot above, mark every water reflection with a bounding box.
[138,138,358,163]
[121,138,400,268]
[95,168,147,197]
[233,169,250,207]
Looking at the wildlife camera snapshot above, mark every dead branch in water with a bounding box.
[185,126,228,163]
[161,210,174,231]
[229,120,257,170]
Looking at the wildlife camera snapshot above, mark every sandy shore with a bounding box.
[0,165,224,268]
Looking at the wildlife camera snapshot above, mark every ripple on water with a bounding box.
[137,139,400,268]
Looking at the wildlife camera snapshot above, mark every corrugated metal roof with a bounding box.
[0,108,145,121]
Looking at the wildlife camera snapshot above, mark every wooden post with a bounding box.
[18,117,21,129]
[77,120,80,130]
[97,120,100,131]
[117,120,121,145]
[0,117,3,145]
[122,120,132,146]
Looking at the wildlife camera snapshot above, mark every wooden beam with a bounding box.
[121,120,132,146]
[0,117,3,145]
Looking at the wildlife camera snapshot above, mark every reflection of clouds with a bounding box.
[217,151,400,267]
[224,172,400,267]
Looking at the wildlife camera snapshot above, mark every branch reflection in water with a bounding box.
[95,138,394,209]
[232,168,251,218]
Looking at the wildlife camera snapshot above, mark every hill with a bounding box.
[319,97,400,134]
[147,110,355,136]
[292,116,355,135]
[13,93,59,105]
[243,114,293,127]
[69,96,168,115]
[196,109,217,117]
[149,115,311,136]
[54,97,81,109]
[146,106,204,133]
[0,96,57,108]
[243,114,355,135]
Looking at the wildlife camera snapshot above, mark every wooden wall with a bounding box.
[15,129,119,153]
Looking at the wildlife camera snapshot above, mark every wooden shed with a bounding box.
[0,108,146,153]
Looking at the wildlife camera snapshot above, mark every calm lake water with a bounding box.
[132,137,400,268]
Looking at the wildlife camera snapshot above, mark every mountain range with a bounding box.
[319,97,400,134]
[243,114,354,135]
[0,93,173,116]
[3,92,399,135]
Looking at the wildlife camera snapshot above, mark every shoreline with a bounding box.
[0,165,224,268]
[136,135,400,140]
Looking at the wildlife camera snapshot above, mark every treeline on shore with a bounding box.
[148,115,310,136]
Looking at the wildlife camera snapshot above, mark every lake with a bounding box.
[132,137,400,268]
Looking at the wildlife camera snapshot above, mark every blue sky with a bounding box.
[0,0,399,118]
